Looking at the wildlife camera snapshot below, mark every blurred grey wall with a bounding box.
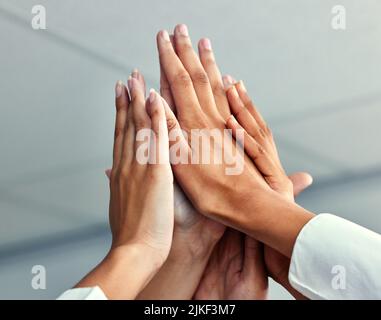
[0,0,381,299]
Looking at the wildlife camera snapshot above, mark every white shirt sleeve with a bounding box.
[289,213,381,299]
[57,286,107,300]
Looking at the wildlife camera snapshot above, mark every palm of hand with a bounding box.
[173,182,225,242]
[194,229,268,300]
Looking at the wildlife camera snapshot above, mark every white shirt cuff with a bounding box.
[57,286,107,300]
[289,213,381,299]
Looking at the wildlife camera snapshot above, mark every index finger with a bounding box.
[156,30,203,121]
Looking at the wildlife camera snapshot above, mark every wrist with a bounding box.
[75,243,163,299]
[108,243,165,275]
[236,188,315,257]
[137,233,217,300]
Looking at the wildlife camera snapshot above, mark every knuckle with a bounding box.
[119,166,130,180]
[114,126,124,140]
[166,118,178,131]
[211,83,226,98]
[264,124,272,136]
[233,106,247,120]
[192,70,209,85]
[258,145,265,154]
[245,99,255,110]
[150,106,161,119]
[203,56,215,66]
[258,128,267,139]
[171,71,192,87]
[115,101,125,111]
[255,144,265,158]
[131,93,144,106]
[178,41,193,52]
[134,118,148,132]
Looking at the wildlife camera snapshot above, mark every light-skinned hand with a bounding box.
[76,73,174,299]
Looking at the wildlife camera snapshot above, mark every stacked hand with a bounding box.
[76,24,315,300]
[76,74,174,299]
[194,77,311,299]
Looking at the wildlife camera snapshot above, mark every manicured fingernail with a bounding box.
[201,38,212,50]
[115,81,123,98]
[177,24,189,36]
[149,88,156,103]
[161,30,170,42]
[223,75,234,89]
[127,75,132,91]
[132,68,139,79]
[238,80,247,92]
[231,86,239,97]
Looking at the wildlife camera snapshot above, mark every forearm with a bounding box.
[138,234,218,299]
[232,190,314,258]
[251,195,314,258]
[75,245,161,299]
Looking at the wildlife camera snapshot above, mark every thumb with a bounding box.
[288,172,313,197]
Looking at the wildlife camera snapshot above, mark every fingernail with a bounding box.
[161,30,170,42]
[231,86,239,97]
[177,24,189,36]
[149,88,156,103]
[223,75,234,89]
[238,80,247,92]
[132,68,139,79]
[115,81,123,98]
[201,38,212,50]
[127,75,132,91]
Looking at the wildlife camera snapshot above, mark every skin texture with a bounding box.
[225,79,310,299]
[95,25,313,300]
[142,35,226,298]
[98,26,311,300]
[156,25,315,258]
[134,42,311,298]
[194,229,268,300]
[112,71,225,299]
[135,26,312,300]
[75,74,174,299]
[194,77,309,300]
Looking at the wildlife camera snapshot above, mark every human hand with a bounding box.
[224,77,311,299]
[137,181,226,299]
[108,75,173,262]
[107,70,225,256]
[157,25,314,257]
[158,37,226,253]
[193,174,310,300]
[194,230,268,300]
[125,63,226,301]
[157,25,267,230]
[76,73,174,299]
